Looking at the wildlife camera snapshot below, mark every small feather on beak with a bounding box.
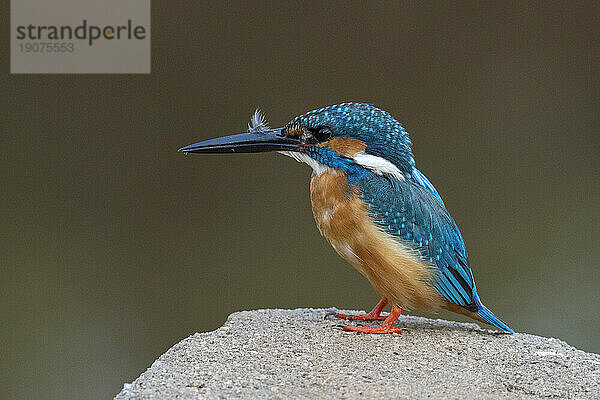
[248,108,270,133]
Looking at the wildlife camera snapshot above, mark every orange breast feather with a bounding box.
[310,171,442,311]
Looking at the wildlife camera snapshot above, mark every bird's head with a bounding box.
[179,103,415,180]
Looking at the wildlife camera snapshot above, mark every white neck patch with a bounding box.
[353,152,405,181]
[278,151,335,176]
[279,151,404,181]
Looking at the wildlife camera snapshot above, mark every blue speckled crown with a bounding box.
[286,103,415,173]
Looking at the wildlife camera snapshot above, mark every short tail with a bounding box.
[476,303,514,333]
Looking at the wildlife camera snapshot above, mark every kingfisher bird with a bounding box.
[179,103,514,334]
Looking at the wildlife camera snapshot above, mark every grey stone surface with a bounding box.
[115,308,600,399]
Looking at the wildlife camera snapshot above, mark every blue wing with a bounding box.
[358,170,479,311]
[410,167,445,207]
[357,169,514,332]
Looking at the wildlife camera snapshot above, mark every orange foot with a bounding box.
[335,313,387,321]
[343,305,403,335]
[334,299,388,321]
[343,325,403,334]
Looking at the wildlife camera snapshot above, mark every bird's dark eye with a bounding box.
[314,127,332,142]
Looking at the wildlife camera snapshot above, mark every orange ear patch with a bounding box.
[320,137,367,157]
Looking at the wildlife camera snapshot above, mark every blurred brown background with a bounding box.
[2,2,599,399]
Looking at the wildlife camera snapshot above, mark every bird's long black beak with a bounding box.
[178,128,302,154]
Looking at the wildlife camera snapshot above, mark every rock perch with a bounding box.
[115,308,599,399]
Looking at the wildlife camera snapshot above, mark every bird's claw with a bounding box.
[324,310,339,320]
[333,312,387,321]
[330,313,351,320]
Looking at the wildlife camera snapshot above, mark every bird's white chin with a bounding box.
[278,151,335,176]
